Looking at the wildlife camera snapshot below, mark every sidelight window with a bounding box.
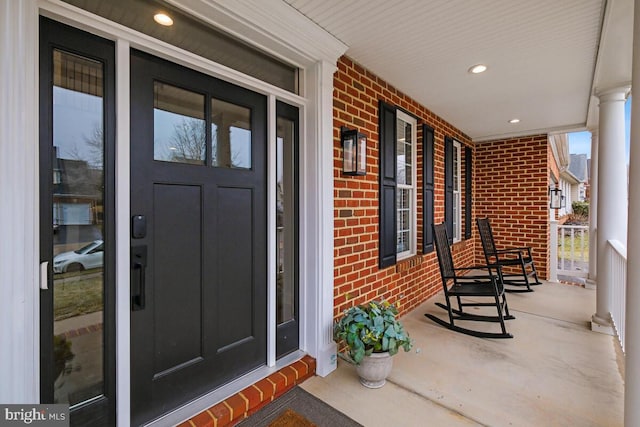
[51,48,107,407]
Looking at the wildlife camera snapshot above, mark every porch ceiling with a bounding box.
[283,0,633,141]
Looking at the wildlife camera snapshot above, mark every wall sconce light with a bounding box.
[341,126,367,176]
[549,187,562,209]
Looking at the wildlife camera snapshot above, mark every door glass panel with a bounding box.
[212,99,252,169]
[51,49,105,406]
[153,81,206,164]
[276,116,295,324]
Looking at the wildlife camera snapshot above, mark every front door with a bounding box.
[130,50,267,425]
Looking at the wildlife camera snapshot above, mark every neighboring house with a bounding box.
[587,158,592,199]
[548,134,581,218]
[1,1,638,427]
[569,153,589,202]
[53,152,104,248]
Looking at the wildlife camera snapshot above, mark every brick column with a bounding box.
[592,87,629,333]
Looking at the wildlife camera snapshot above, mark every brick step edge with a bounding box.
[178,355,317,427]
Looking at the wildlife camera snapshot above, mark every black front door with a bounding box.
[130,50,267,425]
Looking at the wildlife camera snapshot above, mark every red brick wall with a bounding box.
[475,135,550,279]
[333,56,475,318]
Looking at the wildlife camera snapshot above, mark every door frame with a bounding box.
[2,0,344,423]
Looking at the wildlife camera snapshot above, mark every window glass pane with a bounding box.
[405,126,413,185]
[396,188,411,253]
[453,142,462,240]
[453,145,460,192]
[212,99,252,169]
[276,116,295,324]
[396,119,412,185]
[453,196,459,234]
[154,82,206,164]
[52,49,105,406]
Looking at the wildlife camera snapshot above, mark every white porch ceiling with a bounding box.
[283,0,632,141]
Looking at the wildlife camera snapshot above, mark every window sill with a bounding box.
[395,254,423,273]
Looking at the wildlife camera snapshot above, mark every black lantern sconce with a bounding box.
[341,126,367,176]
[549,187,562,209]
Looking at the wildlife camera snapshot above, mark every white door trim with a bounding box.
[0,0,40,404]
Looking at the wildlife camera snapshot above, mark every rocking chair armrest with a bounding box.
[449,265,502,282]
[452,264,499,272]
[495,249,526,260]
[455,274,499,282]
[496,247,531,254]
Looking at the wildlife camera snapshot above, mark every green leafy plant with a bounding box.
[53,335,75,379]
[333,300,413,364]
[572,201,589,217]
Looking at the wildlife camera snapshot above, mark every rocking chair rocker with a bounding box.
[424,223,514,339]
[476,217,542,293]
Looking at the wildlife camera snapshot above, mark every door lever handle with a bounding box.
[131,246,147,311]
[132,262,145,310]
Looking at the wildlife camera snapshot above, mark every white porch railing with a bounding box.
[607,239,627,352]
[555,224,589,280]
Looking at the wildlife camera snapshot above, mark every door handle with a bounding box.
[40,261,49,290]
[131,246,147,311]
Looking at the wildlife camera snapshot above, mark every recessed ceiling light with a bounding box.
[509,118,520,124]
[468,64,487,74]
[154,13,173,26]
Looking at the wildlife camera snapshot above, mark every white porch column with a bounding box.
[303,59,337,376]
[0,0,39,403]
[625,1,640,424]
[592,86,629,333]
[586,129,599,289]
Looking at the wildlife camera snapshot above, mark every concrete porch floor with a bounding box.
[301,282,624,427]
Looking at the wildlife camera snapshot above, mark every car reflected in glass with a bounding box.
[53,240,104,273]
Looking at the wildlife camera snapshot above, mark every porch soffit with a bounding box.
[284,0,633,141]
[166,0,349,68]
[550,133,570,168]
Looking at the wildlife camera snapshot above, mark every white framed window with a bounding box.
[453,139,462,242]
[396,110,417,259]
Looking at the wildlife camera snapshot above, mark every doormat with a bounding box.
[267,408,315,427]
[235,387,363,427]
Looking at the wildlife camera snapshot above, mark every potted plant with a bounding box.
[333,300,413,388]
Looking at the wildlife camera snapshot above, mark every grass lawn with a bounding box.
[558,231,589,261]
[54,270,103,321]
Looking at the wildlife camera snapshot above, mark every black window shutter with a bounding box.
[379,101,397,268]
[464,146,472,239]
[422,124,435,254]
[444,136,454,244]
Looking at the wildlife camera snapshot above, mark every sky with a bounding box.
[568,97,631,162]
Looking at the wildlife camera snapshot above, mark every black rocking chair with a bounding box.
[424,223,514,339]
[476,217,542,293]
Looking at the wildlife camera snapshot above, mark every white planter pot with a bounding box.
[356,352,393,388]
